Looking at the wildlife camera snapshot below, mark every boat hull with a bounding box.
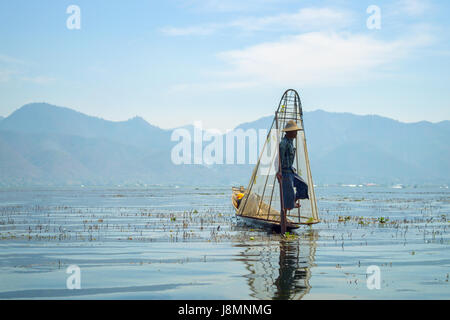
[232,186,300,231]
[237,215,300,231]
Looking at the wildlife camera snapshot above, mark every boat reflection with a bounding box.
[235,229,318,300]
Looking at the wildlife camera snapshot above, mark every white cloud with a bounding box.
[163,4,437,91]
[397,0,430,16]
[168,80,259,93]
[0,70,16,82]
[0,54,22,82]
[0,54,25,65]
[0,53,54,85]
[215,30,435,87]
[386,0,431,19]
[160,25,217,36]
[178,0,293,13]
[230,7,353,32]
[160,7,353,36]
[20,75,55,84]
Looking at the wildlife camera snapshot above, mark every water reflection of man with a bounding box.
[273,240,305,299]
[240,230,318,299]
[276,120,309,211]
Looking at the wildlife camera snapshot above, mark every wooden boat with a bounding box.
[231,89,319,233]
[232,186,301,231]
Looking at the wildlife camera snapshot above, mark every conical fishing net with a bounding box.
[237,89,319,225]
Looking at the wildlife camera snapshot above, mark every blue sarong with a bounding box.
[281,169,309,210]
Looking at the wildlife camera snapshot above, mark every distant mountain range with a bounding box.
[0,103,448,186]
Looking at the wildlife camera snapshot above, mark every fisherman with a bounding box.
[276,120,309,211]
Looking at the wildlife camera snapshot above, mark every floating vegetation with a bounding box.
[338,216,351,222]
[0,185,449,300]
[0,187,449,253]
[283,232,298,240]
[378,217,389,224]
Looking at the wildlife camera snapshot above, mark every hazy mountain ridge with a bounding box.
[0,103,171,151]
[234,110,450,184]
[0,103,448,186]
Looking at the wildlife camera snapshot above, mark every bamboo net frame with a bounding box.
[234,89,319,227]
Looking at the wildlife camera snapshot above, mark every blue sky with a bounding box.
[0,0,449,131]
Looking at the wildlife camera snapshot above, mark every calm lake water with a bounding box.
[0,185,449,299]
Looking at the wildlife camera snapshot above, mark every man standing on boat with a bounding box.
[276,120,309,211]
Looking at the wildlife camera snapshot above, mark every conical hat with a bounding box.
[282,120,301,132]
